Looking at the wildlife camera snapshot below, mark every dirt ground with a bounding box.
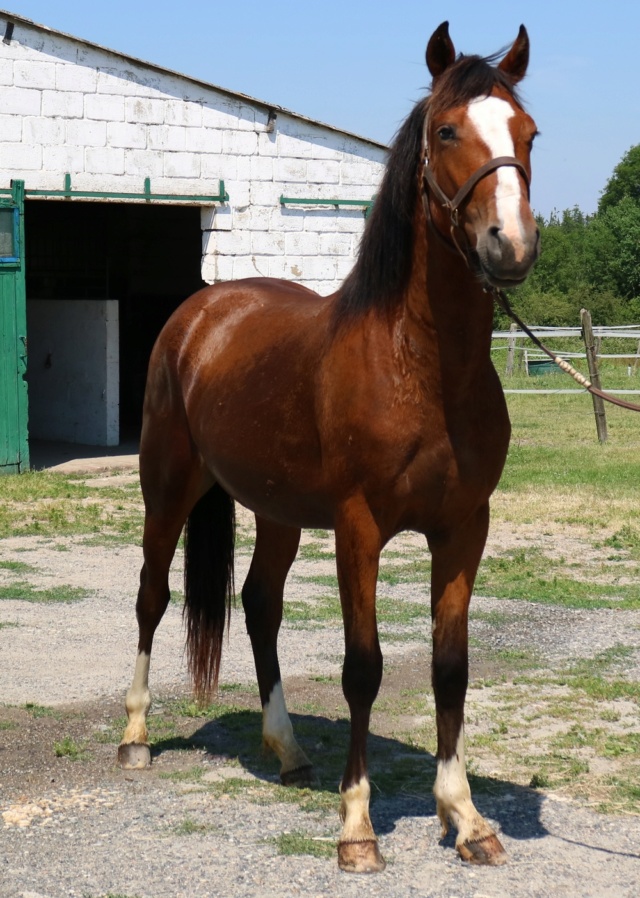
[1,478,640,897]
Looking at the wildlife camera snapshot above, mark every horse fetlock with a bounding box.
[339,778,376,843]
[262,681,311,777]
[440,801,507,865]
[124,688,151,721]
[436,800,450,838]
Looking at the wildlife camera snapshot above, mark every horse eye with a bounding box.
[437,126,456,141]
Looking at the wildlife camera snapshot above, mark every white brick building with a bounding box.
[0,10,386,467]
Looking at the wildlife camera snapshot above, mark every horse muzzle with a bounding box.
[474,223,540,288]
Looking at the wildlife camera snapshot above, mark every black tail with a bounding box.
[183,484,235,701]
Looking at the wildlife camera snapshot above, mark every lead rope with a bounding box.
[492,287,640,413]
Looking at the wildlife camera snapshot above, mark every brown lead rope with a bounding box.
[493,288,640,413]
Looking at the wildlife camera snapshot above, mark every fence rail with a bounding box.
[493,326,640,339]
[493,315,640,440]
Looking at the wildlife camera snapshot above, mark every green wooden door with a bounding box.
[0,181,29,474]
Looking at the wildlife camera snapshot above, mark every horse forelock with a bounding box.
[427,53,523,120]
[334,53,524,327]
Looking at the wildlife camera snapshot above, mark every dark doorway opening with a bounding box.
[25,200,204,442]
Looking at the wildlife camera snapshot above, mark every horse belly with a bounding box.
[198,425,335,530]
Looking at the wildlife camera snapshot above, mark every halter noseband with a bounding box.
[421,116,530,261]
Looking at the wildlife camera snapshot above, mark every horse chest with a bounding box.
[391,396,510,532]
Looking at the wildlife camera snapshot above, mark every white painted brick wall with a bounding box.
[84,93,125,122]
[42,89,83,118]
[0,113,22,142]
[0,15,387,295]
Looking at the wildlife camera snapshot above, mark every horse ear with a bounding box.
[426,21,456,78]
[498,25,529,83]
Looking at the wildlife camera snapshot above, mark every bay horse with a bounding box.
[118,21,539,872]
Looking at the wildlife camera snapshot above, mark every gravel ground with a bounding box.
[1,520,640,896]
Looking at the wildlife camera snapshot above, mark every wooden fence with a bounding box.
[492,315,640,442]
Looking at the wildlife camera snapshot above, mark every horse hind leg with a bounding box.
[118,439,213,769]
[241,515,313,786]
[118,518,184,768]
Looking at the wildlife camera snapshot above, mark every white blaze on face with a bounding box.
[466,96,527,261]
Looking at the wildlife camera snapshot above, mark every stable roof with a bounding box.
[0,9,387,150]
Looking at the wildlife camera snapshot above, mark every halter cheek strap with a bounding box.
[421,122,531,263]
[423,156,530,229]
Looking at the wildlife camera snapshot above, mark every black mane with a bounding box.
[333,53,522,323]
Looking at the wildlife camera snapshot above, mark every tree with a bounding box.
[598,145,640,213]
[586,196,640,301]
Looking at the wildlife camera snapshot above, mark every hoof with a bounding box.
[280,764,316,788]
[458,833,507,866]
[117,742,151,770]
[337,839,386,874]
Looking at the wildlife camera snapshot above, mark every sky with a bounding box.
[5,1,640,219]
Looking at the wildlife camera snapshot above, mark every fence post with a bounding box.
[580,308,608,443]
[505,322,518,376]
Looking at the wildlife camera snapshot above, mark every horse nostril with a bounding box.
[486,226,505,262]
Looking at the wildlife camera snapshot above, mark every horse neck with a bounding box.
[398,213,496,393]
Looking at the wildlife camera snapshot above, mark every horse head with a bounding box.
[423,22,540,288]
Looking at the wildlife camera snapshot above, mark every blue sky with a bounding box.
[5,1,640,218]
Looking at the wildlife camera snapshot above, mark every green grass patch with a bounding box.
[0,470,143,540]
[0,560,36,573]
[604,524,640,560]
[286,589,427,629]
[172,816,217,836]
[54,735,88,760]
[297,542,334,561]
[24,702,57,718]
[159,766,207,783]
[271,831,335,859]
[0,582,88,603]
[474,548,639,609]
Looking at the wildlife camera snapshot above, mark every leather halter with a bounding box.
[421,117,531,262]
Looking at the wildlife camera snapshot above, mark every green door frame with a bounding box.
[0,180,29,474]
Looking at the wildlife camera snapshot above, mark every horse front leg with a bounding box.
[428,503,507,865]
[334,499,386,873]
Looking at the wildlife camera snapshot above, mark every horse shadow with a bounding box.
[151,707,548,845]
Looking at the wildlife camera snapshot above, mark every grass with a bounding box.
[172,816,217,836]
[24,702,57,718]
[0,470,143,541]
[0,582,88,603]
[53,735,88,760]
[0,560,36,573]
[474,548,640,609]
[271,831,335,859]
